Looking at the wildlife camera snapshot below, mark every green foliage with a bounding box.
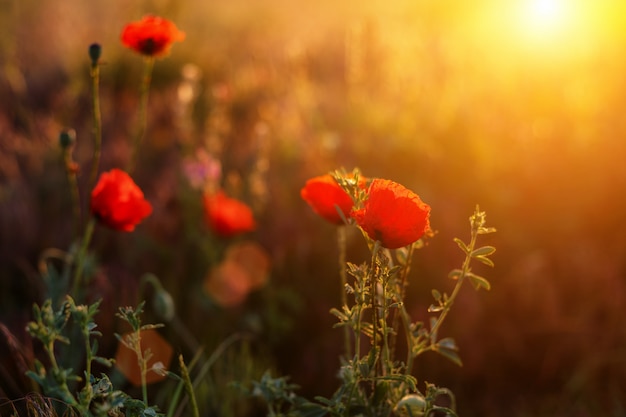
[244,371,324,417]
[246,173,496,417]
[25,297,130,416]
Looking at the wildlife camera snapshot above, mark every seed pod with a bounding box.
[395,393,426,417]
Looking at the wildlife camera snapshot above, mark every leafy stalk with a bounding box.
[429,207,495,342]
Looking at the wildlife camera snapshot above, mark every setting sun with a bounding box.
[519,0,570,38]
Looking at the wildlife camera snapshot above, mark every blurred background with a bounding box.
[2,0,626,415]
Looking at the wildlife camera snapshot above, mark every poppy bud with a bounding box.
[88,43,102,66]
[395,393,426,417]
[59,129,76,149]
[152,288,175,322]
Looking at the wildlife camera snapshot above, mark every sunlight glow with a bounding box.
[518,0,571,41]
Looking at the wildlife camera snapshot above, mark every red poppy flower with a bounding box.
[203,191,256,238]
[90,169,153,232]
[351,179,430,249]
[121,15,185,57]
[300,174,355,225]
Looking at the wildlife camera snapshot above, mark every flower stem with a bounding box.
[380,266,390,376]
[179,355,200,417]
[71,217,96,299]
[337,226,352,359]
[370,244,379,381]
[82,320,94,405]
[62,148,81,239]
[128,329,150,405]
[390,244,414,360]
[128,56,154,173]
[89,60,102,190]
[140,341,149,405]
[400,302,416,375]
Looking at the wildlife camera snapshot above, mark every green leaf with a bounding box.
[453,238,469,254]
[466,272,491,291]
[330,308,348,322]
[428,304,443,313]
[435,337,463,366]
[313,396,334,406]
[139,323,165,331]
[25,370,44,386]
[358,362,370,378]
[475,255,495,268]
[447,269,463,280]
[298,402,329,417]
[378,375,418,392]
[429,317,438,343]
[367,346,379,371]
[431,289,442,301]
[93,356,113,367]
[436,347,463,367]
[470,246,496,257]
[437,337,458,351]
[395,247,409,265]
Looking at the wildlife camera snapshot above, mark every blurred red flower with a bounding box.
[351,179,430,249]
[225,240,271,290]
[121,15,185,57]
[90,169,152,232]
[203,240,271,308]
[300,174,354,225]
[203,191,256,238]
[203,259,252,308]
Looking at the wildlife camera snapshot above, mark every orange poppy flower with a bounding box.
[121,15,185,57]
[351,179,430,249]
[202,191,256,238]
[203,260,252,308]
[300,174,355,225]
[203,241,270,307]
[90,169,152,232]
[224,241,271,290]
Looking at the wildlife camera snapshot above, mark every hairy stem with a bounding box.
[128,57,154,172]
[63,148,81,239]
[179,355,200,417]
[89,61,102,190]
[390,244,414,361]
[338,226,352,359]
[370,244,379,384]
[71,218,96,299]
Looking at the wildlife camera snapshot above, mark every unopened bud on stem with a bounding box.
[59,129,76,149]
[89,43,102,67]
